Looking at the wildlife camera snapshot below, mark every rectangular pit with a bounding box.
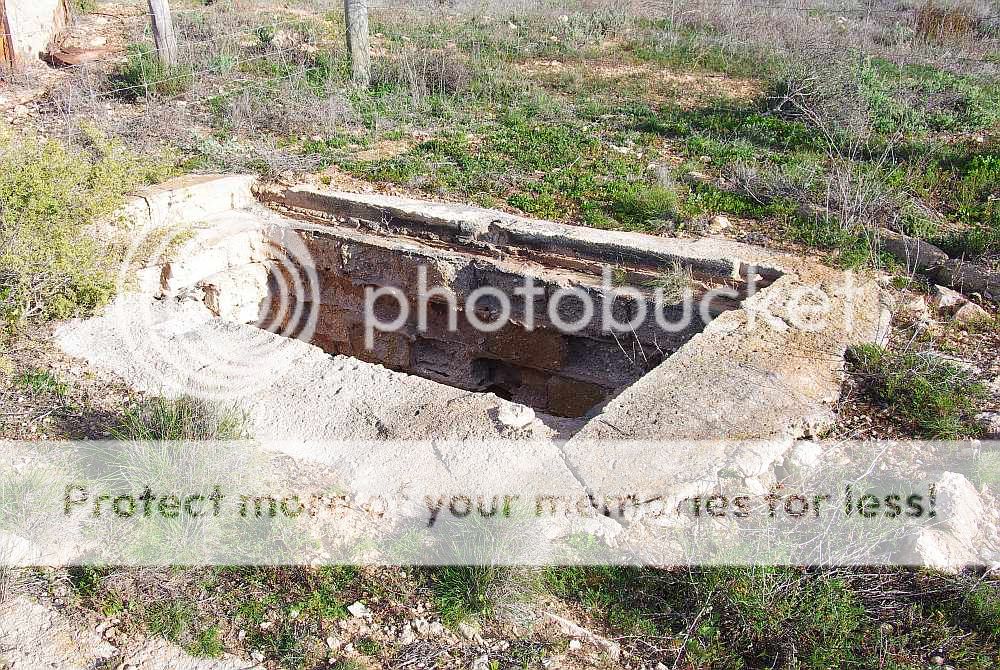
[234,188,772,419]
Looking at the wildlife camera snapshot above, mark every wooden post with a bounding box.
[147,0,178,66]
[344,0,370,87]
[0,0,15,72]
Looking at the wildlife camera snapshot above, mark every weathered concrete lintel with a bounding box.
[256,183,795,284]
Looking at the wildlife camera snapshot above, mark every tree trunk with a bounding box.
[344,0,371,87]
[147,0,178,66]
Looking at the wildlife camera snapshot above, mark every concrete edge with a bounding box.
[255,184,820,282]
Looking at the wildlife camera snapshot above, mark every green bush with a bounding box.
[110,44,194,101]
[0,129,170,338]
[847,343,987,439]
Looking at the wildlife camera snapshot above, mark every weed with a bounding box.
[146,600,195,641]
[915,1,979,43]
[71,0,97,14]
[545,566,659,635]
[187,626,224,658]
[12,370,69,397]
[109,44,194,101]
[355,636,381,656]
[645,261,693,302]
[963,583,1000,641]
[610,185,680,230]
[330,662,365,670]
[430,566,505,626]
[847,344,987,439]
[111,396,249,441]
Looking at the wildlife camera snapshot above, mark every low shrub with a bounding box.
[0,129,170,339]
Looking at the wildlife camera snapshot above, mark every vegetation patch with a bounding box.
[847,343,987,439]
[109,44,195,101]
[0,129,170,340]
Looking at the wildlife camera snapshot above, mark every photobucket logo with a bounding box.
[361,264,766,349]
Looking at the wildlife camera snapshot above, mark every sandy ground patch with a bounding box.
[518,58,763,108]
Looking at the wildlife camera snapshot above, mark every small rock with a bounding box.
[707,215,731,235]
[568,639,582,651]
[936,472,984,543]
[348,601,371,618]
[902,296,929,318]
[399,623,416,645]
[953,302,990,325]
[977,412,1000,440]
[497,403,535,429]
[934,285,968,312]
[914,528,979,571]
[784,440,823,474]
[457,621,479,639]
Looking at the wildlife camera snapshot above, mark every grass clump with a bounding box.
[187,625,224,658]
[110,44,194,101]
[0,129,169,339]
[429,565,508,627]
[645,261,693,302]
[915,1,980,43]
[847,343,987,439]
[146,600,195,641]
[111,396,249,441]
[857,59,1000,136]
[13,369,69,397]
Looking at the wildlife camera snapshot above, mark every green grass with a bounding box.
[963,583,1000,641]
[858,58,1000,137]
[111,396,249,441]
[546,566,1000,669]
[145,600,195,641]
[847,343,988,439]
[329,662,365,670]
[109,44,194,101]
[187,626,224,658]
[429,566,507,627]
[13,369,69,397]
[355,636,382,656]
[342,107,680,231]
[546,566,868,667]
[546,566,659,635]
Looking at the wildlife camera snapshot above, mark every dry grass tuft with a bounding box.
[915,0,979,42]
